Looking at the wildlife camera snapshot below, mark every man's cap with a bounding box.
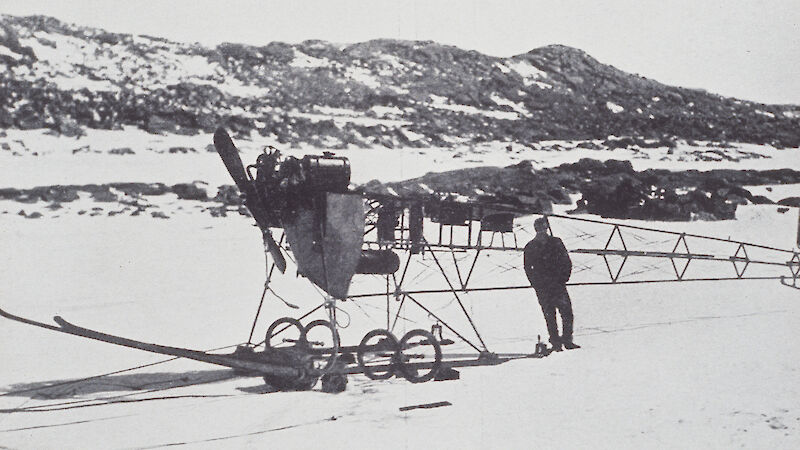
[534,217,549,231]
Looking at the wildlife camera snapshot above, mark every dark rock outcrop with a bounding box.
[778,197,800,207]
[364,159,800,221]
[172,182,208,200]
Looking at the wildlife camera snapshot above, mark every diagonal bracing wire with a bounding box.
[424,241,489,351]
[404,294,482,353]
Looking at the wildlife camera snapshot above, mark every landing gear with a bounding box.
[303,319,340,373]
[355,329,443,383]
[260,320,445,391]
[357,329,399,380]
[260,317,344,392]
[261,318,318,391]
[265,317,305,349]
[397,329,442,383]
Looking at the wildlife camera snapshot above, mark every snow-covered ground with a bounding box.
[0,199,798,448]
[0,128,799,448]
[1,128,799,188]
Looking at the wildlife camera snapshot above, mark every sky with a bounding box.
[2,0,799,105]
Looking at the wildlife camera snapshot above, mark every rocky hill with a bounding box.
[2,15,799,148]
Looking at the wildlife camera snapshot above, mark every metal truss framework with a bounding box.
[349,212,800,352]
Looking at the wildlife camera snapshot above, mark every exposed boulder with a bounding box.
[87,185,118,202]
[168,146,196,154]
[172,182,208,200]
[112,182,169,196]
[57,117,86,137]
[30,186,80,203]
[777,197,800,207]
[213,185,243,206]
[109,147,135,155]
[145,115,180,134]
[750,195,774,205]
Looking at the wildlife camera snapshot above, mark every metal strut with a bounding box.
[449,247,483,290]
[549,213,797,254]
[425,241,489,352]
[347,275,790,299]
[385,275,391,330]
[247,231,286,345]
[390,294,407,333]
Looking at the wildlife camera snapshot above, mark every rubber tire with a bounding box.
[302,319,340,373]
[265,317,305,349]
[303,319,341,351]
[357,329,399,380]
[397,329,442,383]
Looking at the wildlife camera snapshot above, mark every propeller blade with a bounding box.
[213,128,250,192]
[213,127,287,273]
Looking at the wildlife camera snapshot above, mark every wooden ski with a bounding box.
[0,307,300,378]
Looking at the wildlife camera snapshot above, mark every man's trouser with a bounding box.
[535,284,573,344]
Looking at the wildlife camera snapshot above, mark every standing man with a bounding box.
[524,216,580,352]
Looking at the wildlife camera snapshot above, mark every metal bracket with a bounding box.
[669,233,692,280]
[731,243,750,278]
[603,225,628,282]
[782,252,800,290]
[781,276,800,290]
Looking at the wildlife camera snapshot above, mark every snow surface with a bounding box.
[344,66,382,89]
[498,61,552,89]
[0,44,23,60]
[428,95,520,120]
[0,129,799,448]
[289,50,331,69]
[506,60,548,80]
[756,110,776,119]
[2,129,798,190]
[290,108,411,128]
[746,184,800,203]
[490,94,529,116]
[0,203,798,449]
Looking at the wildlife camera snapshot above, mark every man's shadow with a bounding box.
[0,369,276,400]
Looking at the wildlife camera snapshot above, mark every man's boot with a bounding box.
[550,340,563,352]
[563,340,581,350]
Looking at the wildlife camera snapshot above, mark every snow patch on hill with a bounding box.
[289,49,330,69]
[507,59,548,79]
[606,101,625,114]
[491,93,529,116]
[429,94,520,120]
